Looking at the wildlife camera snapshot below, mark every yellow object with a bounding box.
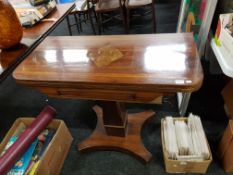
[186,12,195,32]
[28,161,41,175]
[214,34,221,46]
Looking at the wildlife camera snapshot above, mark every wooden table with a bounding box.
[0,3,75,82]
[13,33,203,162]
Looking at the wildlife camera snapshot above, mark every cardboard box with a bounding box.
[222,80,233,119]
[0,118,73,175]
[161,118,212,174]
[218,120,233,172]
[215,13,233,59]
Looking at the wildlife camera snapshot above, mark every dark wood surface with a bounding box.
[100,101,127,137]
[13,33,204,162]
[13,33,203,102]
[78,105,155,163]
[0,3,75,82]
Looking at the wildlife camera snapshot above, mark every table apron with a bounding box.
[32,86,173,103]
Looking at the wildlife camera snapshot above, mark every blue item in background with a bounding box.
[7,139,38,175]
[58,0,75,4]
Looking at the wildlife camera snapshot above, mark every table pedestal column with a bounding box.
[78,101,155,163]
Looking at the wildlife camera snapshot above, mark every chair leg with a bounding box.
[74,14,81,33]
[66,16,72,36]
[126,9,130,34]
[79,14,83,32]
[93,9,100,34]
[89,10,96,35]
[96,13,102,35]
[121,6,127,34]
[152,1,156,33]
[93,7,98,23]
[84,13,87,23]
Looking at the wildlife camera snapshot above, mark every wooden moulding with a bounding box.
[161,118,212,174]
[218,120,233,172]
[31,86,164,104]
[222,80,233,119]
[0,118,73,175]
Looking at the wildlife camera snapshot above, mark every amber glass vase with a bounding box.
[0,0,23,49]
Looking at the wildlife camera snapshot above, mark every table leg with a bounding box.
[100,101,127,137]
[78,101,155,163]
[178,92,191,116]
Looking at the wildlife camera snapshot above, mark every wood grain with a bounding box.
[13,33,203,101]
[27,86,165,103]
[13,33,204,162]
[78,106,155,163]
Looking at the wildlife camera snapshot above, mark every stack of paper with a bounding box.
[163,117,178,159]
[162,114,210,161]
[175,120,190,155]
[188,113,210,160]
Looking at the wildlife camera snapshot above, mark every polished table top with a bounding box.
[13,33,203,95]
[13,32,204,162]
[0,3,75,82]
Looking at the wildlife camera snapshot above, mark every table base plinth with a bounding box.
[78,107,155,163]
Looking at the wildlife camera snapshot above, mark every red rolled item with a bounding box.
[0,105,57,175]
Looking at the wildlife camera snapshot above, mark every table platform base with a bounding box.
[78,106,155,163]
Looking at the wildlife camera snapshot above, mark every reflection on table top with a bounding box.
[13,33,203,93]
[0,3,75,82]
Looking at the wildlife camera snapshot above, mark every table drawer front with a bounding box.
[35,87,164,103]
